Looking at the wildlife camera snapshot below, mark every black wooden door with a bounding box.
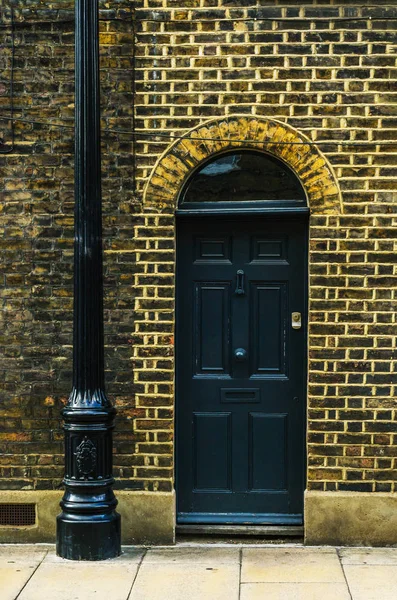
[176,215,307,525]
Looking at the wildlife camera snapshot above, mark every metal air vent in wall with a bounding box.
[0,503,36,526]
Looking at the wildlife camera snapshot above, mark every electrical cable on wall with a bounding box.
[0,114,395,148]
[2,15,397,27]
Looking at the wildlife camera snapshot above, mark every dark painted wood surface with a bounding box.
[176,216,307,525]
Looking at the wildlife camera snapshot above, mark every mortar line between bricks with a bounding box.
[14,548,49,600]
[337,548,354,600]
[126,548,147,600]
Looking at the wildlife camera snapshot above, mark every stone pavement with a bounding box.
[2,543,397,600]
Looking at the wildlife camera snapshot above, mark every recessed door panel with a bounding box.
[251,236,288,263]
[249,413,288,491]
[193,412,232,491]
[195,237,232,263]
[250,283,287,377]
[193,282,231,375]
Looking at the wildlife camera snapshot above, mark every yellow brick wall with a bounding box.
[133,1,397,493]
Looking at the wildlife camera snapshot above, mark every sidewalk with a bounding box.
[2,543,397,600]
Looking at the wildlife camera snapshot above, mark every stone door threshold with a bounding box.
[176,524,304,537]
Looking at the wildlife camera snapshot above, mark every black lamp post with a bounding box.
[56,0,121,560]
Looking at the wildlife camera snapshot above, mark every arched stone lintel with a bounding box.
[143,117,342,215]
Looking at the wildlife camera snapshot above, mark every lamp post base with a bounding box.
[56,511,121,561]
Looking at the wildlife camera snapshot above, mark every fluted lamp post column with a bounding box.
[56,0,121,560]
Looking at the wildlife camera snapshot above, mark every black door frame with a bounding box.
[175,209,309,525]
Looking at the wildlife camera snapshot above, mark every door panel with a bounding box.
[176,216,307,525]
[250,283,287,376]
[194,283,231,375]
[193,412,232,491]
[250,236,288,263]
[195,237,232,263]
[248,413,288,492]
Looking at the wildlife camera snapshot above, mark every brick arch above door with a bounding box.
[143,117,342,215]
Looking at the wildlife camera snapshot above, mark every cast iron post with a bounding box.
[56,0,121,560]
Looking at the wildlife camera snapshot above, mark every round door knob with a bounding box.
[234,348,247,361]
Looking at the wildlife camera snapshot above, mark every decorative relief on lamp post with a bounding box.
[75,437,97,478]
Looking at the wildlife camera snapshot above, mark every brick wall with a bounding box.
[134,0,397,494]
[1,0,397,495]
[0,1,138,490]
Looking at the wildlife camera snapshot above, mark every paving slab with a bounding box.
[1,564,40,600]
[16,552,143,600]
[3,543,397,600]
[0,545,48,600]
[240,582,351,600]
[42,546,144,564]
[343,565,397,600]
[0,544,50,561]
[339,547,397,565]
[130,562,240,600]
[242,547,345,583]
[143,546,239,564]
